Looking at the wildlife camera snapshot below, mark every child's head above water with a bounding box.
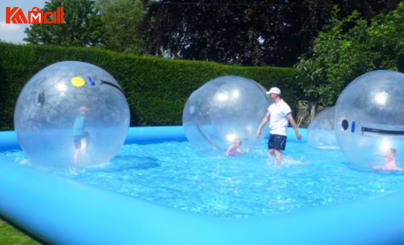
[386,148,397,159]
[233,138,241,147]
[79,106,90,115]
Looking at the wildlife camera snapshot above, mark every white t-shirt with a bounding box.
[267,99,291,136]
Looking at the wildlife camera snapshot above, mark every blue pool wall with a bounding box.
[1,126,404,245]
[0,126,307,150]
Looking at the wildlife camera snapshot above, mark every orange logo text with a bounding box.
[6,7,64,24]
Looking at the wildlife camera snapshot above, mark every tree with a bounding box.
[296,3,404,120]
[140,0,400,66]
[24,0,103,46]
[100,0,148,54]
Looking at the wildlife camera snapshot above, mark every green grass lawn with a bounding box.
[0,218,41,245]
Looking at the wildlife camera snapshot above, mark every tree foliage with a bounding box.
[100,0,148,54]
[140,0,400,66]
[24,0,103,46]
[23,0,400,64]
[296,3,404,110]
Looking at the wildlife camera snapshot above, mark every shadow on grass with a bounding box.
[0,216,48,245]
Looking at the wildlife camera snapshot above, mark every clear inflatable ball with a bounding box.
[307,107,338,149]
[183,75,271,153]
[334,70,404,171]
[14,61,130,167]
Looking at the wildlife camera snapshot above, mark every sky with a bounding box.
[0,0,48,43]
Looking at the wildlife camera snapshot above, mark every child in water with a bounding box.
[73,106,90,164]
[372,148,403,171]
[226,138,244,156]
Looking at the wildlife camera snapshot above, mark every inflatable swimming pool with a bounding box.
[1,127,404,245]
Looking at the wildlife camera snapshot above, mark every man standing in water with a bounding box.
[256,87,302,164]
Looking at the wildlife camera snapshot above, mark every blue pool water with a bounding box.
[2,140,404,219]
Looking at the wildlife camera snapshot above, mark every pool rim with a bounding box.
[1,126,404,245]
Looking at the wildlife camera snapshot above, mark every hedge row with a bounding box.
[0,43,298,130]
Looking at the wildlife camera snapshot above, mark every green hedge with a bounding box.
[0,43,298,130]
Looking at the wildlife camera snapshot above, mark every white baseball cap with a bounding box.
[266,87,281,95]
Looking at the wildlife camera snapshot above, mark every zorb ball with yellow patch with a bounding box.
[14,61,130,167]
[183,75,271,153]
[334,70,404,171]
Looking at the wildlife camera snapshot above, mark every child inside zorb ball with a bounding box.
[14,61,130,167]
